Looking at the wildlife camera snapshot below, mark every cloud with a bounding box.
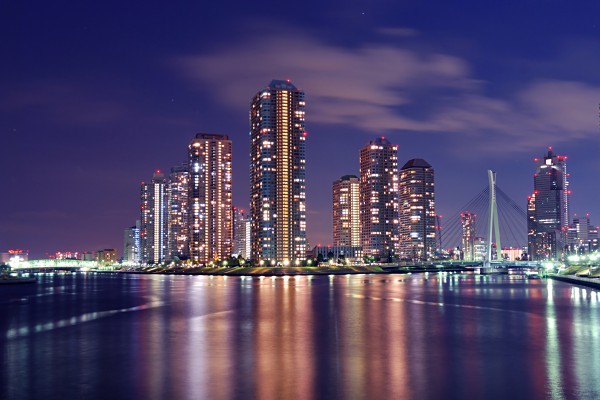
[1,81,127,126]
[377,27,420,37]
[174,33,600,151]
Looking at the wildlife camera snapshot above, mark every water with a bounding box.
[1,272,599,400]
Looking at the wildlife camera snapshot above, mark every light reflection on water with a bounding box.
[1,273,599,399]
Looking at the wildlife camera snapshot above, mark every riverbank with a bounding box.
[119,265,388,276]
[549,274,600,290]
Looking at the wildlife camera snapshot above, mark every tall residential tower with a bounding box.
[188,133,233,264]
[398,159,436,261]
[359,137,399,260]
[140,171,167,264]
[250,80,307,264]
[333,175,361,247]
[167,164,189,260]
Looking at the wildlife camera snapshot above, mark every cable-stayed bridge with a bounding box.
[386,170,545,273]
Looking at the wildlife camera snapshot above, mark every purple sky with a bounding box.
[2,1,600,258]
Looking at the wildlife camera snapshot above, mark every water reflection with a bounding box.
[1,273,600,399]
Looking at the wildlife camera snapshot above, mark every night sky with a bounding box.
[2,1,600,258]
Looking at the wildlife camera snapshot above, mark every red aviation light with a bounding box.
[534,158,539,162]
[534,190,539,195]
[303,131,308,137]
[156,169,161,174]
[286,79,291,83]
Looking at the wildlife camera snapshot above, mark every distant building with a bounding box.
[308,246,363,262]
[567,214,599,254]
[398,159,436,261]
[167,164,190,260]
[233,207,251,259]
[359,137,399,260]
[54,251,80,260]
[500,247,525,261]
[96,249,117,264]
[81,251,95,261]
[140,170,168,264]
[473,238,486,261]
[0,249,29,265]
[250,80,307,263]
[528,148,569,260]
[123,221,140,263]
[332,175,360,247]
[188,133,233,264]
[461,212,476,261]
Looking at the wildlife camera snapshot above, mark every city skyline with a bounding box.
[2,1,600,257]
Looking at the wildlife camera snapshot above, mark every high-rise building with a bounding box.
[233,207,251,259]
[567,214,599,254]
[167,164,190,260]
[140,171,168,264]
[398,159,436,261]
[526,193,536,260]
[188,133,233,264]
[528,148,570,260]
[461,212,476,261]
[123,220,140,264]
[359,137,399,260]
[332,175,361,247]
[250,80,307,264]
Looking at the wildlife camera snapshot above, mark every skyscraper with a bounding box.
[528,148,570,260]
[398,159,436,261]
[567,214,599,254]
[123,220,140,264]
[359,137,399,260]
[188,133,233,264]
[140,171,167,264]
[461,212,476,261]
[250,80,307,264]
[233,207,251,259]
[167,164,189,260]
[333,175,361,247]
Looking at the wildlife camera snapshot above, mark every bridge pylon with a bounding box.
[483,170,502,272]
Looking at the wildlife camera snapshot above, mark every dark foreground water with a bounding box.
[1,272,599,400]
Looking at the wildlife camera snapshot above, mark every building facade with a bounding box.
[332,175,361,247]
[233,207,251,259]
[398,159,436,261]
[188,133,233,264]
[96,249,117,264]
[250,80,307,264]
[123,220,140,264]
[528,148,569,260]
[461,212,476,261]
[167,164,190,260]
[359,137,399,260]
[140,171,168,264]
[567,214,599,254]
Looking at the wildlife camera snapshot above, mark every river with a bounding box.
[1,272,599,399]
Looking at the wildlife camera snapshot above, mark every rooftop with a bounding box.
[266,79,298,91]
[401,158,432,170]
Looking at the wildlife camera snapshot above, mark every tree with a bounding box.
[317,253,324,264]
